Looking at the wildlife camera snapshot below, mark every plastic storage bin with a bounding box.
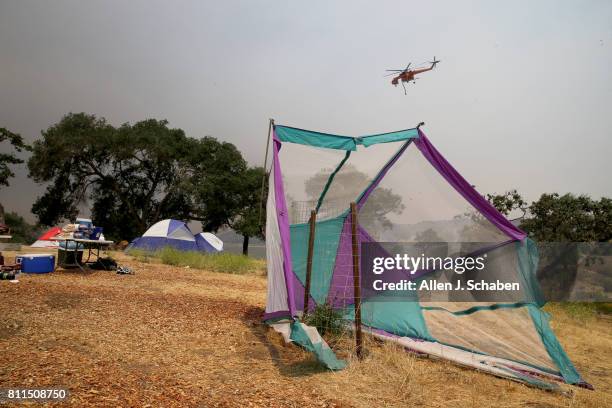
[88,227,103,240]
[16,254,55,274]
[76,218,93,229]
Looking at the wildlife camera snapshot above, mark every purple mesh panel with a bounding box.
[326,217,384,308]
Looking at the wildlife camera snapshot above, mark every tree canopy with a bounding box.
[0,127,31,188]
[28,113,247,240]
[521,193,612,242]
[485,189,527,218]
[226,166,267,255]
[488,191,612,242]
[0,127,32,225]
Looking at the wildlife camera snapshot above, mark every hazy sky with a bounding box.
[1,0,611,222]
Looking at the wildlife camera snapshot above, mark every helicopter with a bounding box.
[386,57,440,94]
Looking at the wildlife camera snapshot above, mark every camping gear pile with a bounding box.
[126,219,223,253]
[0,252,20,280]
[0,271,17,280]
[1,264,20,280]
[263,123,591,389]
[31,218,105,249]
[57,218,104,241]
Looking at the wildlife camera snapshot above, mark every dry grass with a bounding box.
[0,249,609,407]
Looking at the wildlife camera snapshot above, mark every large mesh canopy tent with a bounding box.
[264,123,590,389]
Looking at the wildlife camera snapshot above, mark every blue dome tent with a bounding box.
[195,232,224,252]
[126,219,222,253]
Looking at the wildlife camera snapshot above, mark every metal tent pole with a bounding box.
[258,118,274,227]
[351,202,363,359]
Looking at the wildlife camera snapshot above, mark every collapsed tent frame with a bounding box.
[263,122,591,389]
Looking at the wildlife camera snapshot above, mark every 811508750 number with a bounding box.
[0,388,69,402]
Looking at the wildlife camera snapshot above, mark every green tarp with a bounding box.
[290,321,347,370]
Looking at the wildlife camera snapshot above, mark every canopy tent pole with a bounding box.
[303,210,316,315]
[259,118,274,227]
[315,150,351,214]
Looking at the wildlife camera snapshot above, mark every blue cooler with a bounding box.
[16,254,55,274]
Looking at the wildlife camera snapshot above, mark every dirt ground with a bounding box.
[0,250,610,407]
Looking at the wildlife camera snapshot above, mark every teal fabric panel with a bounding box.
[290,216,346,304]
[343,296,434,341]
[275,125,419,151]
[275,126,357,151]
[358,128,419,147]
[527,305,582,384]
[516,238,546,307]
[289,321,347,370]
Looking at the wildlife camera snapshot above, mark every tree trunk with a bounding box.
[242,235,249,256]
[0,202,5,225]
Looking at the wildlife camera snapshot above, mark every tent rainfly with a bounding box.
[263,123,591,389]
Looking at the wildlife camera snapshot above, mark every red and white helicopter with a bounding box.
[386,57,440,94]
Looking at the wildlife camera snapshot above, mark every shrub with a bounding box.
[303,303,346,337]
